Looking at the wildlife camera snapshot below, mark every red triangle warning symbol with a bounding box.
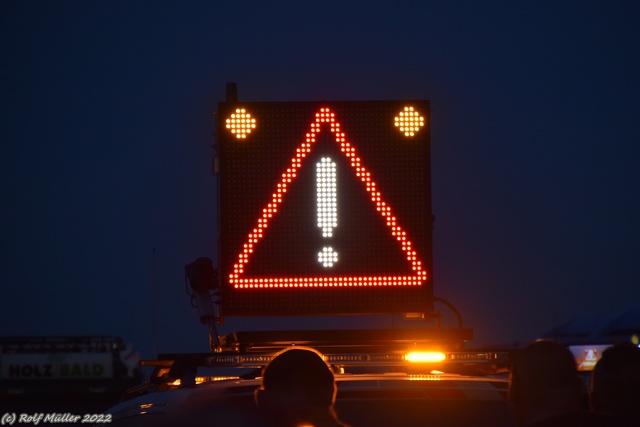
[229,107,428,289]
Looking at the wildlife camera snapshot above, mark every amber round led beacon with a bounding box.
[394,106,425,137]
[225,108,256,139]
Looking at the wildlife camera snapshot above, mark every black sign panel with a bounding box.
[218,100,433,316]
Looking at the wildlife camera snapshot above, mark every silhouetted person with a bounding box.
[508,339,633,426]
[255,347,351,427]
[590,341,640,424]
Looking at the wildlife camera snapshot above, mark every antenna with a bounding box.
[151,247,157,356]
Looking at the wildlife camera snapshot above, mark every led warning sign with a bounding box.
[218,100,433,316]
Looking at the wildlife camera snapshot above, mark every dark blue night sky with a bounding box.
[2,1,639,357]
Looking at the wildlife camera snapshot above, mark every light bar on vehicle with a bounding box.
[205,350,503,368]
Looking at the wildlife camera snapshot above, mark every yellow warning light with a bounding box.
[225,108,256,139]
[394,106,425,137]
[409,373,443,380]
[405,351,446,363]
[169,376,236,387]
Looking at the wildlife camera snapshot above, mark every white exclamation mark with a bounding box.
[317,157,338,267]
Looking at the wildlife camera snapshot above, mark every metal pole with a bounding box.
[151,247,157,356]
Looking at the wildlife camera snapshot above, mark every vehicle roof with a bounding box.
[103,329,515,426]
[105,371,514,427]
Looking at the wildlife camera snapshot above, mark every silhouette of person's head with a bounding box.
[590,341,640,422]
[509,340,583,426]
[255,347,347,427]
